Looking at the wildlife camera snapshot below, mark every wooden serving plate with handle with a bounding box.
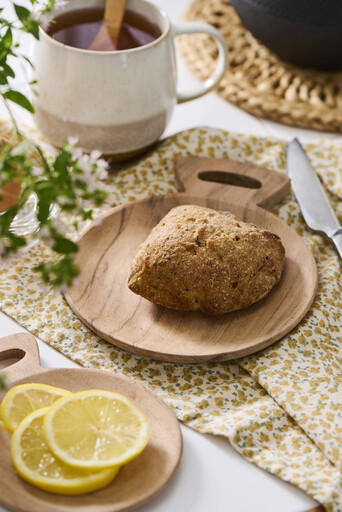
[65,157,318,363]
[0,333,182,512]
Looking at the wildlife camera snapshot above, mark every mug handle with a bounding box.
[172,22,229,104]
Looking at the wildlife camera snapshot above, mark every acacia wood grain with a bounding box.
[65,157,318,363]
[0,333,182,512]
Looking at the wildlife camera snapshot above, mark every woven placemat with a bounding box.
[179,0,342,133]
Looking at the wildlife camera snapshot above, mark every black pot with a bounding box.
[231,0,342,70]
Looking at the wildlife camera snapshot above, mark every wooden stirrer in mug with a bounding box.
[89,0,126,51]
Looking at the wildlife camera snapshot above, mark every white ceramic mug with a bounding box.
[32,0,228,156]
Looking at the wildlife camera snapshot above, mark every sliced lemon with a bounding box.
[11,407,119,495]
[0,383,71,433]
[44,389,150,469]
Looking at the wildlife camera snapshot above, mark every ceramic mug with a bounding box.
[32,0,228,156]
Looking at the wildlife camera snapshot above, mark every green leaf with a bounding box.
[52,236,78,255]
[34,144,51,176]
[81,209,94,221]
[25,22,39,39]
[22,55,33,67]
[13,5,39,39]
[0,374,6,391]
[2,63,15,78]
[37,197,51,223]
[53,150,71,180]
[3,28,13,47]
[0,71,8,85]
[36,255,80,287]
[3,90,35,113]
[13,4,31,23]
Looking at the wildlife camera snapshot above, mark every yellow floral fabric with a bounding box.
[0,122,341,511]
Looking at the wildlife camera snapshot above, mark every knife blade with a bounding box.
[287,138,342,259]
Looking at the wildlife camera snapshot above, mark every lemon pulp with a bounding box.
[11,407,119,495]
[1,383,71,432]
[44,389,150,469]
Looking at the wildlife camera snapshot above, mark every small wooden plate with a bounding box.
[0,333,182,512]
[65,157,318,363]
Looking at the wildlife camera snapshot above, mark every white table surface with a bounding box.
[1,0,336,510]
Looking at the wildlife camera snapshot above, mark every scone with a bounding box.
[127,205,285,316]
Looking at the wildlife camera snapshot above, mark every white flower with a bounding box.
[96,158,109,170]
[95,158,109,180]
[67,136,79,146]
[55,0,68,8]
[70,147,83,161]
[58,196,72,206]
[97,168,108,180]
[38,13,50,31]
[31,166,43,177]
[89,150,102,164]
[77,154,92,174]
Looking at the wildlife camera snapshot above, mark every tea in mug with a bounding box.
[47,7,162,51]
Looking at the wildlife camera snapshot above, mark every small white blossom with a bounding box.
[77,154,92,174]
[89,150,102,163]
[38,13,50,31]
[58,197,72,206]
[67,136,79,146]
[97,158,109,170]
[31,166,44,177]
[55,0,68,8]
[70,147,83,161]
[97,168,108,180]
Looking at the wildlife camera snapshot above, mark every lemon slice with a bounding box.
[11,407,119,495]
[44,390,150,469]
[0,383,71,433]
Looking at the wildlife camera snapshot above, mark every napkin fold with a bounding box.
[0,122,341,511]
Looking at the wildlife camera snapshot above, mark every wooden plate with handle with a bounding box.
[65,157,318,363]
[0,333,182,512]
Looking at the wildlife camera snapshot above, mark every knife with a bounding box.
[287,138,342,259]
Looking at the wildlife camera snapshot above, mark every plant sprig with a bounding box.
[0,0,109,288]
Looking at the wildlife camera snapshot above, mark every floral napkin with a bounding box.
[0,121,341,511]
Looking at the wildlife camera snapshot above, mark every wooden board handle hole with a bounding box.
[0,349,25,371]
[198,170,262,189]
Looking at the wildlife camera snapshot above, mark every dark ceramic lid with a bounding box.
[240,0,342,27]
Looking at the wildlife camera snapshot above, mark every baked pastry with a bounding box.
[127,205,285,315]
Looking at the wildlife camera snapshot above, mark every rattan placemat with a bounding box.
[179,0,342,133]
